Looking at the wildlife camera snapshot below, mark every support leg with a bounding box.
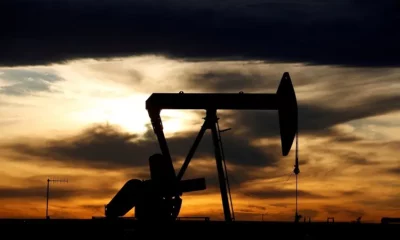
[148,109,176,177]
[177,121,208,181]
[208,109,232,222]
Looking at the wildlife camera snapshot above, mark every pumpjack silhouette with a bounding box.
[105,72,298,222]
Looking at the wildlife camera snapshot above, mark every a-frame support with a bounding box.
[177,109,232,222]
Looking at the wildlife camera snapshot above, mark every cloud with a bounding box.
[0,173,121,201]
[340,190,364,197]
[339,151,380,166]
[183,66,400,98]
[360,195,400,211]
[0,60,398,221]
[1,124,156,169]
[0,69,64,96]
[186,71,279,92]
[182,66,317,93]
[0,186,114,200]
[1,0,399,66]
[1,123,282,174]
[0,101,32,107]
[300,209,319,218]
[321,205,365,218]
[241,188,328,199]
[0,118,20,127]
[173,65,400,141]
[235,204,267,214]
[222,94,400,139]
[0,172,133,202]
[385,167,400,175]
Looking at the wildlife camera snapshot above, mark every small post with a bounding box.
[45,178,68,219]
[46,179,50,219]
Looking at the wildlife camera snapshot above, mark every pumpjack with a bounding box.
[105,72,298,222]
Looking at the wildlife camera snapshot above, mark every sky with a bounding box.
[0,0,399,222]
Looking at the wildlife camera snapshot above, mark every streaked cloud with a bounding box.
[0,56,399,221]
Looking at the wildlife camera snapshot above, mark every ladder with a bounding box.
[216,121,235,221]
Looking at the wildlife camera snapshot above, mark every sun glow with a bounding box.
[69,94,201,135]
[69,94,150,133]
[160,110,202,136]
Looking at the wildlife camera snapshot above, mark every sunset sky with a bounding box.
[1,0,399,222]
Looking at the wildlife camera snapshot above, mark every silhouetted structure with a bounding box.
[351,216,362,224]
[105,161,206,221]
[46,178,68,219]
[295,213,302,223]
[381,217,400,224]
[4,218,400,238]
[106,72,298,222]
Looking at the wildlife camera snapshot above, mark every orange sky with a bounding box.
[0,56,399,222]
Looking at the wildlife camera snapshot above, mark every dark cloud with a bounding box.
[270,203,290,208]
[385,167,400,175]
[359,195,400,210]
[300,209,319,218]
[0,186,115,200]
[183,163,285,191]
[0,173,127,201]
[88,64,144,85]
[183,68,318,92]
[248,204,266,211]
[2,124,154,169]
[1,0,399,66]
[321,205,365,218]
[220,94,400,138]
[184,66,400,96]
[295,149,380,181]
[362,141,400,151]
[340,190,364,197]
[0,69,64,96]
[241,188,328,199]
[0,122,288,192]
[79,204,108,216]
[1,123,281,172]
[329,134,364,143]
[186,71,279,92]
[339,151,380,166]
[235,204,267,214]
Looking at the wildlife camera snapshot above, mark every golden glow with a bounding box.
[70,94,150,134]
[1,57,400,222]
